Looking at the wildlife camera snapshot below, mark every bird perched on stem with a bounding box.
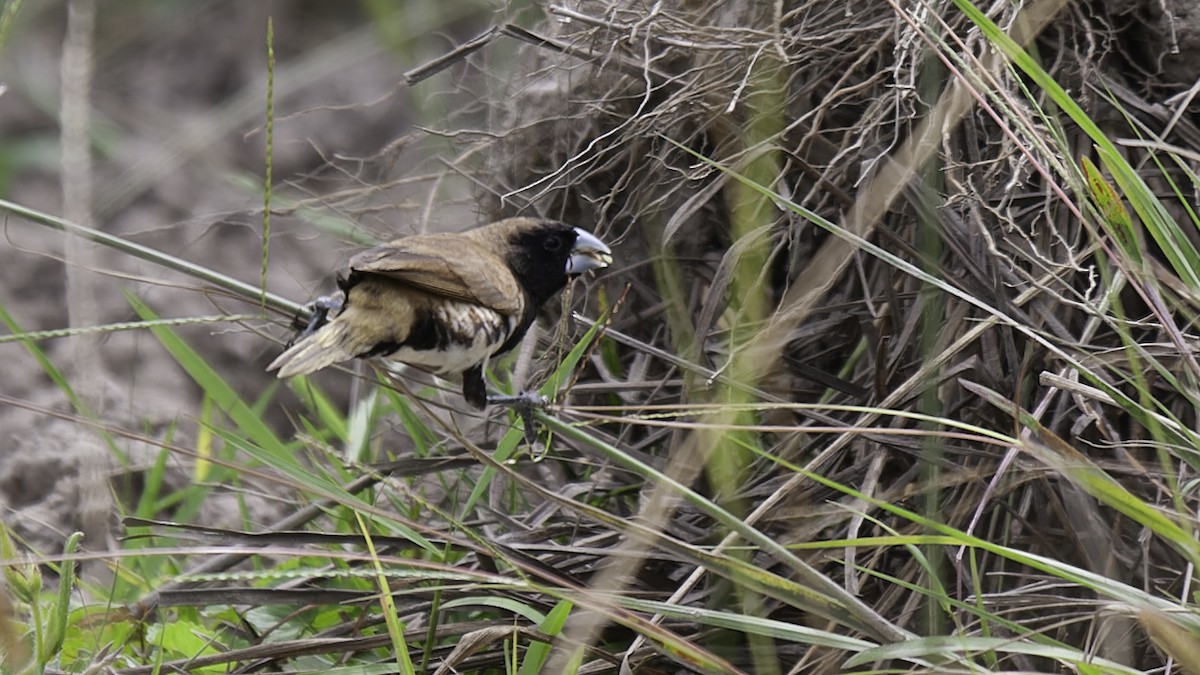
[268,217,612,408]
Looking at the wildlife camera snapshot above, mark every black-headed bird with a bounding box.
[268,217,612,408]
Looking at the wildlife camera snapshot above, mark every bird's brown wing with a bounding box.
[346,233,523,313]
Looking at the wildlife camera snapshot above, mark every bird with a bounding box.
[268,217,612,409]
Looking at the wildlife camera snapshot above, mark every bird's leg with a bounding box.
[462,365,489,410]
[464,366,548,445]
[289,293,345,344]
[463,366,549,410]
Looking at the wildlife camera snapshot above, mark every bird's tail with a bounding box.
[268,318,361,378]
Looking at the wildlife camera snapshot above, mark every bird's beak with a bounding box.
[567,228,613,275]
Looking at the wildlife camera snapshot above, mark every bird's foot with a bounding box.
[487,391,550,446]
[289,293,345,344]
[486,391,550,409]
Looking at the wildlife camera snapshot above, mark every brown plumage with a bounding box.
[268,217,612,408]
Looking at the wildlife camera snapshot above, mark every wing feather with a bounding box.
[346,234,522,313]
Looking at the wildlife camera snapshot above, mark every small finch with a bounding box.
[268,217,612,408]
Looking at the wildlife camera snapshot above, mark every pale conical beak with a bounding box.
[567,228,613,275]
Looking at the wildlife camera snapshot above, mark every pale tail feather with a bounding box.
[269,320,361,378]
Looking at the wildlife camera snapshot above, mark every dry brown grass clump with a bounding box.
[413,0,1200,669]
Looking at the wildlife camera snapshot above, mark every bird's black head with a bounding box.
[469,218,612,307]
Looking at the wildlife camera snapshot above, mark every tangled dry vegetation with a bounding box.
[406,0,1200,670]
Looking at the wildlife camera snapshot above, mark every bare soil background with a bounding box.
[0,2,502,552]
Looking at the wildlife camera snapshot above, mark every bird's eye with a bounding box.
[543,235,563,252]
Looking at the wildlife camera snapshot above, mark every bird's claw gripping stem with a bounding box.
[486,391,550,409]
[487,391,550,446]
[289,293,345,345]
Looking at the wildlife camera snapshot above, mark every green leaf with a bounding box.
[520,600,572,675]
[127,292,286,457]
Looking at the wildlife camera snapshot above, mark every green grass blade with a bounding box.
[126,291,286,456]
